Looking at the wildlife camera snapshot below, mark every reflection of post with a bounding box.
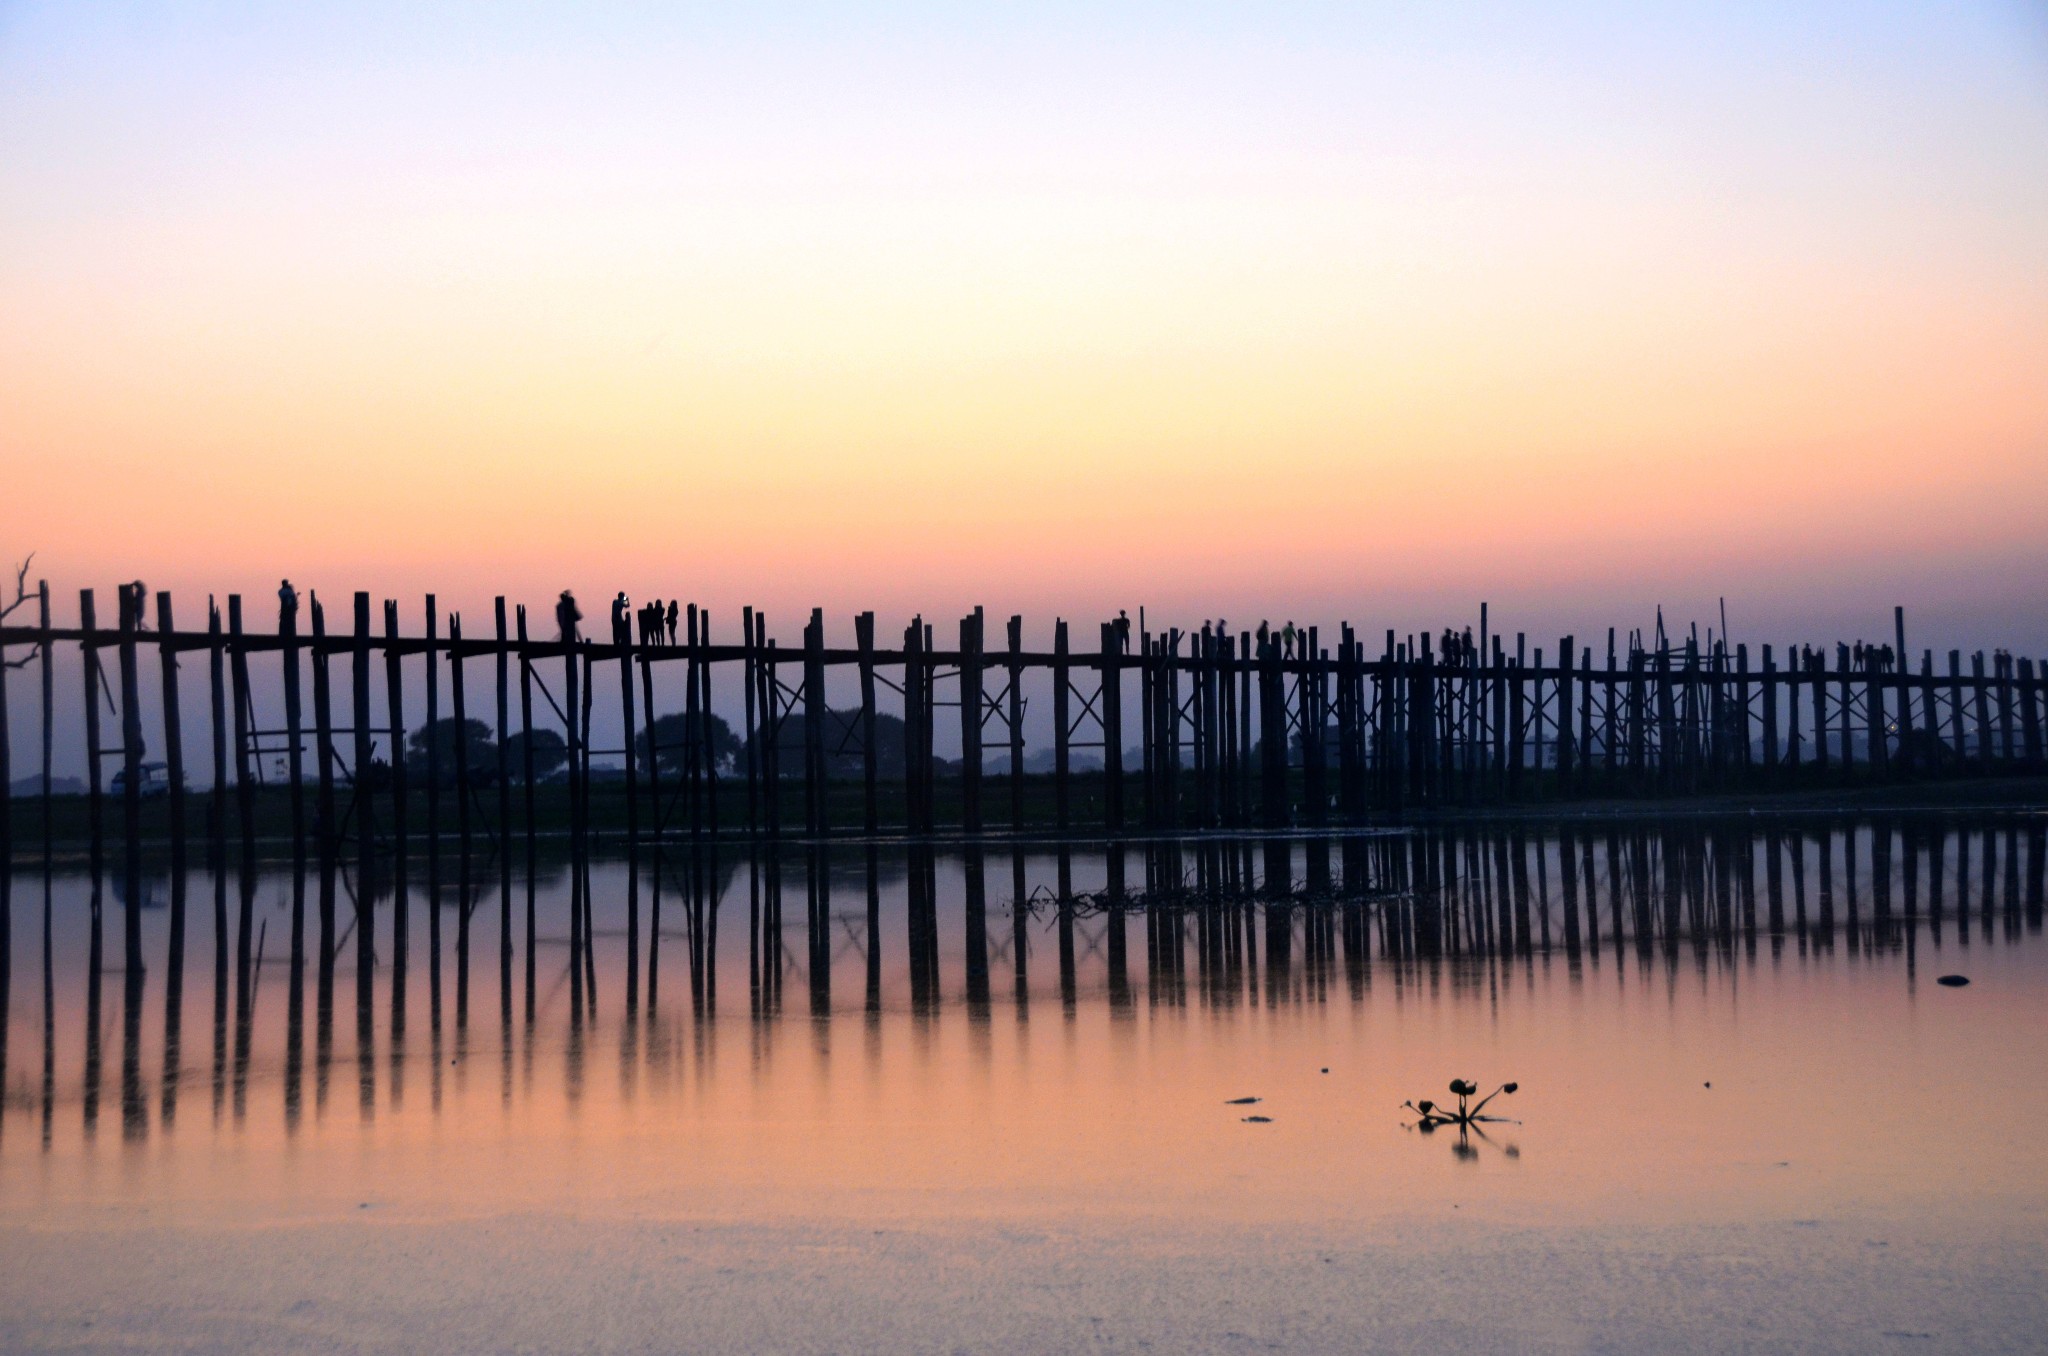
[964,845,989,1016]
[161,864,188,1127]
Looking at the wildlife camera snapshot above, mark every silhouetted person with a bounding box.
[1117,610,1131,653]
[1282,621,1297,659]
[127,579,149,631]
[666,599,680,647]
[611,591,630,646]
[557,590,583,644]
[1462,626,1475,664]
[278,579,298,627]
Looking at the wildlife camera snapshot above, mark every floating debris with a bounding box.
[1242,1115,1273,1124]
[1225,1096,1262,1105]
[1936,975,1971,988]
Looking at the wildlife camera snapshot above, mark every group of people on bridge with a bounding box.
[612,593,679,648]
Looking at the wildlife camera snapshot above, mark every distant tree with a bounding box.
[743,708,907,778]
[504,727,569,783]
[635,711,742,777]
[3,553,41,672]
[407,717,498,787]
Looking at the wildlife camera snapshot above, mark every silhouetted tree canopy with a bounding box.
[744,708,907,778]
[505,727,569,783]
[635,711,741,777]
[407,717,496,786]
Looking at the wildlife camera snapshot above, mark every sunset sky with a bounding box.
[4,2,2046,650]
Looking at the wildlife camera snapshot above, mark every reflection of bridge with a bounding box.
[7,815,2041,1143]
[5,585,2046,888]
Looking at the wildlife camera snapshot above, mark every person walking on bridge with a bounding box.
[558,591,583,644]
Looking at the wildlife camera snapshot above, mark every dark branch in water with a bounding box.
[1403,1079,1519,1129]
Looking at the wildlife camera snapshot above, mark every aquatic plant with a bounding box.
[1403,1079,1517,1129]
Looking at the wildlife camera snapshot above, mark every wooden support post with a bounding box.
[1239,632,1254,822]
[1762,645,1780,770]
[0,598,9,868]
[1007,614,1025,832]
[311,597,334,848]
[495,598,511,857]
[561,612,582,854]
[638,621,660,839]
[1654,641,1677,791]
[617,607,639,849]
[700,607,719,834]
[1259,631,1286,829]
[1101,622,1124,832]
[1733,643,1752,772]
[1492,637,1511,798]
[351,593,374,869]
[1995,651,2017,766]
[1969,652,1991,769]
[764,634,781,841]
[517,606,536,870]
[1836,644,1855,773]
[82,589,104,872]
[157,593,187,867]
[1917,650,1938,752]
[857,611,878,836]
[1864,644,1888,775]
[804,608,825,837]
[282,586,304,848]
[1892,607,1914,758]
[1603,630,1618,784]
[228,595,255,867]
[960,608,984,835]
[414,597,434,908]
[1807,648,1827,770]
[1337,626,1360,822]
[1557,636,1576,786]
[1052,620,1071,833]
[383,600,409,868]
[1138,633,1155,828]
[902,619,925,834]
[118,585,143,960]
[1303,629,1327,825]
[742,607,759,838]
[452,615,473,859]
[1509,635,1527,799]
[1946,650,1965,763]
[39,582,53,868]
[2020,657,2043,768]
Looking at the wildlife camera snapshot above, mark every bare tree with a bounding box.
[3,552,40,669]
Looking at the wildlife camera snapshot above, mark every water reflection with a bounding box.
[3,814,2045,1142]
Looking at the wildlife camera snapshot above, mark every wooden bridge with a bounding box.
[3,585,2045,881]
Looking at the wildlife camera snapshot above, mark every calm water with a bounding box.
[3,816,2045,1353]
